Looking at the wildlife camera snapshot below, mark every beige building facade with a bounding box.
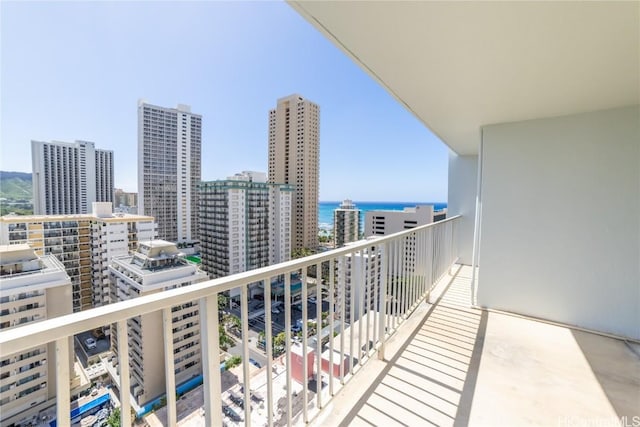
[268,94,320,251]
[0,203,156,312]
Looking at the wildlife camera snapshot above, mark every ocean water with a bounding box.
[319,201,447,231]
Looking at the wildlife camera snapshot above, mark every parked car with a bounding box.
[222,405,242,422]
[249,358,261,368]
[308,296,317,304]
[229,394,244,409]
[85,337,97,350]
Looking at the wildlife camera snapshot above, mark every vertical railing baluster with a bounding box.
[56,337,70,427]
[200,295,222,427]
[365,246,372,359]
[284,273,293,426]
[378,242,388,361]
[116,320,132,427]
[372,244,379,350]
[241,285,251,427]
[316,261,322,409]
[349,250,355,376]
[339,256,346,385]
[162,308,177,427]
[358,249,364,366]
[328,258,335,396]
[265,278,274,427]
[302,267,309,423]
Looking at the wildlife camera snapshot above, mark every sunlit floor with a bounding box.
[319,265,640,427]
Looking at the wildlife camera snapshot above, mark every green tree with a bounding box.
[219,324,234,350]
[291,247,313,259]
[106,407,137,426]
[217,293,229,319]
[226,355,242,369]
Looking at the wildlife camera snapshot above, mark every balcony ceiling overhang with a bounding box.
[289,1,640,155]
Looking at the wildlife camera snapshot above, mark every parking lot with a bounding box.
[230,297,330,339]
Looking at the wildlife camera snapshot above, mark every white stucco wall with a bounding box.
[477,106,639,340]
[448,153,478,265]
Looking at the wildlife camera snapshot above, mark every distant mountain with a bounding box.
[0,171,32,200]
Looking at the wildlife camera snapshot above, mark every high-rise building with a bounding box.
[268,94,320,251]
[109,240,208,406]
[0,245,74,426]
[334,199,361,247]
[0,203,156,312]
[31,140,114,215]
[138,101,202,243]
[199,172,293,299]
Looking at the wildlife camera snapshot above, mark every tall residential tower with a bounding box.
[268,94,319,251]
[334,199,361,247]
[31,140,114,215]
[199,171,293,300]
[138,101,202,243]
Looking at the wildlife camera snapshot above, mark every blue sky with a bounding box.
[0,1,448,202]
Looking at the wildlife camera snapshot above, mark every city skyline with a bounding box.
[0,1,449,202]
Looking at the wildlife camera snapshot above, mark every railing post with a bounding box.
[162,307,177,427]
[264,278,274,427]
[200,295,222,427]
[116,320,132,427]
[378,242,388,361]
[241,285,252,427]
[55,337,70,427]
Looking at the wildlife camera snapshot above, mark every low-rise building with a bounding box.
[0,203,156,311]
[108,240,208,406]
[0,245,74,426]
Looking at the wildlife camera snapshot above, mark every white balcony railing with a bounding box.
[0,215,460,427]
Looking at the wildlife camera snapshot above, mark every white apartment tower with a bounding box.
[0,245,74,426]
[336,240,382,321]
[109,241,207,406]
[31,140,114,215]
[0,203,157,312]
[138,101,202,243]
[199,172,293,296]
[268,94,320,251]
[334,199,361,247]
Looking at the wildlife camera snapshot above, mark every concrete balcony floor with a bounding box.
[314,265,640,427]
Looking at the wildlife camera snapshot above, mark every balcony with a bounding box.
[3,213,636,426]
[0,217,461,426]
[312,265,640,426]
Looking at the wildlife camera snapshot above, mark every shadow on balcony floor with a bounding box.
[331,265,640,427]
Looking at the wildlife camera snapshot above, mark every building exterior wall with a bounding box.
[269,185,292,265]
[199,174,293,297]
[477,106,639,340]
[0,205,156,312]
[138,102,201,243]
[334,200,361,247]
[108,241,207,405]
[31,140,113,215]
[268,94,319,251]
[364,205,434,237]
[0,248,73,426]
[337,245,381,321]
[448,153,478,265]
